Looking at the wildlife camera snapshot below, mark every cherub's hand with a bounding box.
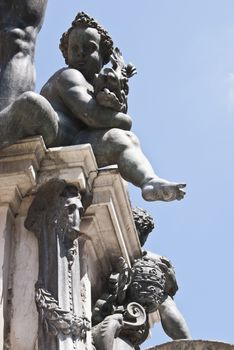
[142,179,186,202]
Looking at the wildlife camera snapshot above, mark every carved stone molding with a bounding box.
[38,143,98,192]
[0,137,98,200]
[35,286,90,339]
[0,137,46,198]
[0,185,22,216]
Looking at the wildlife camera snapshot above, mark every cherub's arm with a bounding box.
[56,69,132,130]
[158,296,191,340]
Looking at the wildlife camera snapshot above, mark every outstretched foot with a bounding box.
[142,178,186,202]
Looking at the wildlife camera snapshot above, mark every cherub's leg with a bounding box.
[158,296,191,340]
[0,92,58,149]
[77,128,186,202]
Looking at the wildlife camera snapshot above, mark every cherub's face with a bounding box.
[67,27,104,83]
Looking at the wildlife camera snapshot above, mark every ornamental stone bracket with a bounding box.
[0,135,98,203]
[0,137,97,350]
[38,140,98,192]
[0,137,46,202]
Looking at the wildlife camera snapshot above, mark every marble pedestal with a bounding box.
[0,137,142,350]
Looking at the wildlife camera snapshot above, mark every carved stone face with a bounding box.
[63,196,83,240]
[128,281,164,313]
[49,185,83,244]
[48,184,84,242]
[67,27,104,82]
[128,263,166,313]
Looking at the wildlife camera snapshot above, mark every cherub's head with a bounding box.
[59,12,113,82]
[132,207,155,246]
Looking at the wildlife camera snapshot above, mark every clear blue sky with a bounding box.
[36,1,234,348]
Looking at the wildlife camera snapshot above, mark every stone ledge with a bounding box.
[146,340,234,350]
[0,137,46,201]
[38,142,98,191]
[0,137,98,211]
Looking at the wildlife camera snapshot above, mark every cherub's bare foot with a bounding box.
[141,178,186,202]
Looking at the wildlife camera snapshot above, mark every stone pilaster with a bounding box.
[0,137,46,350]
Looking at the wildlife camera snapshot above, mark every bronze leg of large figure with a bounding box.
[0,0,48,110]
[0,1,59,148]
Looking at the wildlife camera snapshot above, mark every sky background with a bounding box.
[35,1,234,348]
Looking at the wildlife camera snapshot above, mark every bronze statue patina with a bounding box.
[92,253,191,350]
[0,0,48,109]
[132,207,155,246]
[0,0,58,147]
[0,11,185,202]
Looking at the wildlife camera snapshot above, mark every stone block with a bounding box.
[146,340,234,350]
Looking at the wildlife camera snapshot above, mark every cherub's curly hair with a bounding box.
[59,12,114,65]
[132,207,155,236]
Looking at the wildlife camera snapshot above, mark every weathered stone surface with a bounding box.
[0,137,46,199]
[0,136,98,198]
[38,142,97,192]
[10,207,38,350]
[0,138,46,349]
[0,137,143,349]
[80,167,142,303]
[0,206,14,350]
[146,340,234,350]
[113,337,135,349]
[0,138,98,349]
